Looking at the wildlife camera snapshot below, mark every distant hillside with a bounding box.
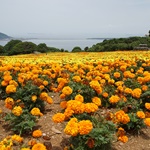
[0,32,11,39]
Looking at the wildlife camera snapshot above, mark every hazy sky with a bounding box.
[0,0,150,38]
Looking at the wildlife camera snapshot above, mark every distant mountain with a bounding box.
[0,32,12,39]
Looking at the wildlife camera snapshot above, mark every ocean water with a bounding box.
[0,38,104,51]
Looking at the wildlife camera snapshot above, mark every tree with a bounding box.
[0,45,3,55]
[37,43,48,53]
[3,40,22,54]
[72,46,82,52]
[10,41,37,55]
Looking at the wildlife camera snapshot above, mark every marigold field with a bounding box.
[1,51,150,150]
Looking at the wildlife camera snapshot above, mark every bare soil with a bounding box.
[1,92,150,150]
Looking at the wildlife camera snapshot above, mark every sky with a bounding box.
[0,0,150,38]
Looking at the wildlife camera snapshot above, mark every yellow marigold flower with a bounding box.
[40,92,49,101]
[144,118,150,127]
[64,118,79,136]
[11,134,23,143]
[30,107,43,116]
[136,111,145,119]
[6,84,17,94]
[32,130,42,138]
[32,95,37,102]
[60,101,67,109]
[52,113,65,123]
[72,75,81,82]
[31,143,47,150]
[124,88,132,94]
[92,97,101,106]
[62,86,73,95]
[12,106,23,116]
[75,94,84,102]
[132,88,142,98]
[109,95,120,104]
[118,135,128,143]
[5,97,14,109]
[84,103,98,113]
[9,80,18,87]
[145,103,150,110]
[78,120,93,135]
[21,148,31,150]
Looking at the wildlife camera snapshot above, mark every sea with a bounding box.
[0,38,105,52]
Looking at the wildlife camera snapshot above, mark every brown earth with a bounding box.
[0,92,150,150]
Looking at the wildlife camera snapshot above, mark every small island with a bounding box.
[0,32,11,40]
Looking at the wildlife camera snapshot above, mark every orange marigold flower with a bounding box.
[109,95,120,104]
[52,113,65,123]
[72,75,81,82]
[144,118,150,127]
[118,135,128,143]
[40,92,49,101]
[60,101,67,109]
[75,94,84,102]
[6,84,17,94]
[117,127,125,136]
[87,138,95,149]
[9,80,18,87]
[11,134,23,143]
[1,80,9,86]
[114,72,120,78]
[102,92,109,98]
[28,139,37,146]
[84,103,98,113]
[31,143,47,150]
[3,75,12,82]
[32,130,42,138]
[142,85,148,91]
[43,80,49,86]
[136,111,145,119]
[59,93,66,99]
[62,86,73,95]
[46,96,53,104]
[30,107,43,116]
[64,107,74,119]
[5,97,14,109]
[78,120,93,135]
[132,88,142,98]
[92,97,101,106]
[64,118,79,136]
[12,106,23,116]
[145,103,150,110]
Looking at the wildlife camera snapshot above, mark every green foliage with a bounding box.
[87,36,150,52]
[68,114,116,150]
[0,45,3,54]
[5,109,36,135]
